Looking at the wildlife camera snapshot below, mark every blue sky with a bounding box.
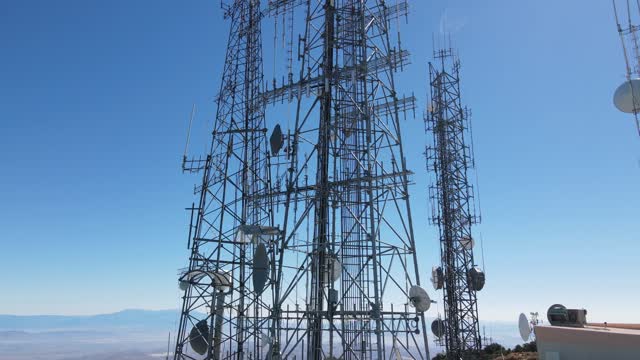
[0,0,638,324]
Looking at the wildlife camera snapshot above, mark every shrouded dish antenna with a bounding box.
[431,318,446,338]
[547,303,568,325]
[614,79,640,113]
[518,312,531,342]
[467,266,485,291]
[189,319,210,355]
[253,243,270,295]
[408,285,431,312]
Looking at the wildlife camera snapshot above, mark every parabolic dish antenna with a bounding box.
[614,79,640,113]
[518,312,531,342]
[253,243,270,295]
[408,285,431,313]
[431,318,446,338]
[189,319,210,355]
[270,124,284,155]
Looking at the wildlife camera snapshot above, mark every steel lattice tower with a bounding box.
[425,49,483,359]
[174,1,275,359]
[175,1,431,359]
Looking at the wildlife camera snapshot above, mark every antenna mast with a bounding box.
[425,48,484,358]
[174,0,274,358]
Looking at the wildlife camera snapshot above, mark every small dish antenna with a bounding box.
[189,319,210,355]
[518,313,532,342]
[322,256,342,283]
[408,285,432,313]
[179,280,189,291]
[253,243,270,295]
[431,266,444,290]
[270,124,284,155]
[614,79,640,113]
[460,235,474,250]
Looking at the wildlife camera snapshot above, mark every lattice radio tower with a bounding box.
[425,49,484,359]
[174,0,275,359]
[175,1,432,359]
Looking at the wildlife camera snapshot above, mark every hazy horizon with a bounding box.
[0,308,527,359]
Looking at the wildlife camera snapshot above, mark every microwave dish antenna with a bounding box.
[518,313,532,342]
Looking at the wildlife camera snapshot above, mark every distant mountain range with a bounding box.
[0,309,523,347]
[0,310,177,360]
[0,309,182,331]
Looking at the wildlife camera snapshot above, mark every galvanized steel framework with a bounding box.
[612,0,640,136]
[175,1,430,359]
[425,49,482,359]
[174,1,274,359]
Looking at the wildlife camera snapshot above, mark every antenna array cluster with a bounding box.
[173,1,431,359]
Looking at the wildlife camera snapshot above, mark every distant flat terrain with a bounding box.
[0,310,526,359]
[0,310,173,360]
[0,329,167,360]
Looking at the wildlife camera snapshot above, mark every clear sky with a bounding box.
[1,0,638,323]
